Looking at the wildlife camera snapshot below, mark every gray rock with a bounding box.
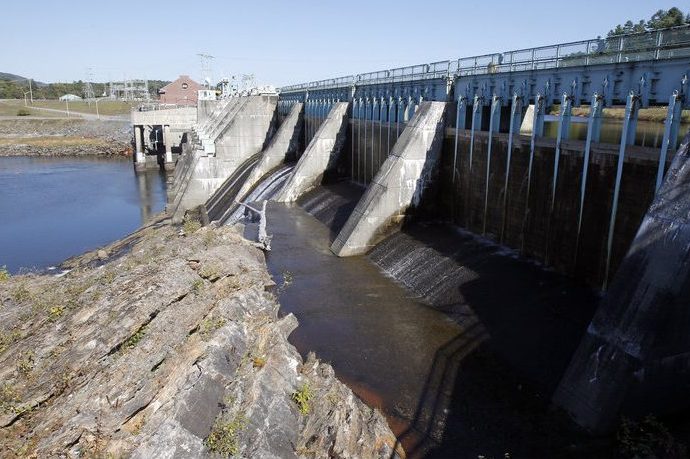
[0,221,400,458]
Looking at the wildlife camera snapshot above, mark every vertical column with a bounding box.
[387,96,394,156]
[134,125,146,171]
[371,97,378,181]
[501,93,522,243]
[521,94,545,252]
[358,98,364,185]
[545,93,573,263]
[574,93,603,263]
[163,125,174,170]
[451,96,465,184]
[396,97,403,138]
[656,91,682,192]
[363,97,369,185]
[604,91,639,289]
[466,94,483,228]
[351,98,357,184]
[378,97,384,171]
[483,95,501,235]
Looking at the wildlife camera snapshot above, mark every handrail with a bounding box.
[279,24,690,94]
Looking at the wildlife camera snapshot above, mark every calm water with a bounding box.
[544,118,689,149]
[0,156,166,273]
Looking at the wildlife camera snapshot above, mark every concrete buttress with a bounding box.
[331,101,447,257]
[276,102,350,202]
[553,130,690,432]
[236,103,304,204]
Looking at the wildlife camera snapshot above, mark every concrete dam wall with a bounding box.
[165,71,690,436]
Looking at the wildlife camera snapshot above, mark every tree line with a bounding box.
[608,7,689,36]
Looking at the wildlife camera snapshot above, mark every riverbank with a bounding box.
[0,217,400,458]
[0,118,131,157]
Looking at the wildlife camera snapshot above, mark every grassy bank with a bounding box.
[0,99,138,116]
[0,102,61,117]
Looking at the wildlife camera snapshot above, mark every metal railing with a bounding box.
[454,24,690,76]
[279,25,690,93]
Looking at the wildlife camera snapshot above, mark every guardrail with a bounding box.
[279,25,690,93]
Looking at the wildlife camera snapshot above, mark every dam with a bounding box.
[162,25,690,451]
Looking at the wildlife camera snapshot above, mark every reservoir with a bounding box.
[0,156,166,273]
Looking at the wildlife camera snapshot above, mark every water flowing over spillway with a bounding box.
[219,160,608,456]
[225,165,294,224]
[297,183,364,236]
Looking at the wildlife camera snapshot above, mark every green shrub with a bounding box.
[0,266,9,282]
[291,383,313,415]
[16,108,31,116]
[206,413,246,457]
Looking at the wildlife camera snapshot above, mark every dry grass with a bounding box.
[0,102,61,117]
[0,99,138,116]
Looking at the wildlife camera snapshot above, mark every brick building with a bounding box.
[158,75,203,105]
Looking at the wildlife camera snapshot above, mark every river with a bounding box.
[0,156,166,273]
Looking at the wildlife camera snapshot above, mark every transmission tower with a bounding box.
[197,53,215,88]
[83,67,95,100]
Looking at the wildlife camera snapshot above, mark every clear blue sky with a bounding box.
[0,0,683,87]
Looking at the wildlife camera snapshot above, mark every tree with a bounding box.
[608,7,690,36]
[647,7,689,29]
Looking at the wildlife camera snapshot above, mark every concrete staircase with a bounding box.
[191,98,249,155]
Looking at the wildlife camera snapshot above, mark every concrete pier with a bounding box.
[134,125,146,172]
[276,102,349,202]
[169,95,277,222]
[331,102,446,256]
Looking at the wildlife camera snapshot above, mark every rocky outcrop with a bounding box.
[0,219,400,458]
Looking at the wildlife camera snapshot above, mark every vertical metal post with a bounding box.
[466,94,483,228]
[545,93,572,263]
[378,97,384,172]
[452,96,467,185]
[307,100,312,143]
[358,98,363,185]
[501,93,522,243]
[604,92,639,289]
[483,95,501,235]
[521,94,545,252]
[551,94,572,214]
[397,97,403,138]
[371,97,377,182]
[363,97,369,185]
[468,94,483,177]
[574,93,603,263]
[351,98,357,184]
[387,96,393,156]
[656,92,681,192]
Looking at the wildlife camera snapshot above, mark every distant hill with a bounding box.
[0,72,46,86]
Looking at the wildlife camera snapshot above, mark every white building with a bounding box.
[59,94,82,101]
